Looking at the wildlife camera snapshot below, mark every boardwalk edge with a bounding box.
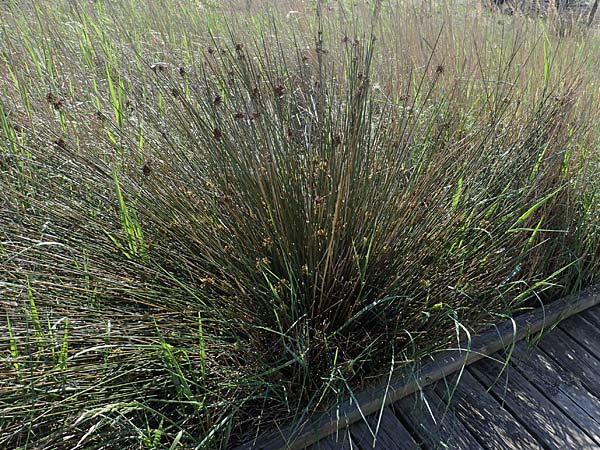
[237,284,600,450]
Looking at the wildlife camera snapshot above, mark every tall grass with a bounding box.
[1,0,600,448]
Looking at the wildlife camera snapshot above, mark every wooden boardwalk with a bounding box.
[309,304,600,450]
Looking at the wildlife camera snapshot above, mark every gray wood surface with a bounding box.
[536,326,600,399]
[470,356,598,449]
[395,385,485,450]
[558,312,600,361]
[510,342,600,443]
[433,369,542,450]
[581,305,600,328]
[306,429,355,450]
[349,407,419,450]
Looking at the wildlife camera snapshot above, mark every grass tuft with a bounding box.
[1,0,600,448]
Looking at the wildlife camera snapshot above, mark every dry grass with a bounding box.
[1,0,600,448]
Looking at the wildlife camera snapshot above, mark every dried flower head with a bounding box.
[255,257,270,271]
[142,160,152,176]
[53,138,66,149]
[150,62,168,73]
[46,93,63,110]
[274,84,285,98]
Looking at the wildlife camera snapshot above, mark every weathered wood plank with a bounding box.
[306,430,355,450]
[235,285,600,450]
[394,385,485,450]
[581,304,600,324]
[469,357,598,449]
[536,326,600,399]
[433,369,542,450]
[558,312,600,361]
[349,407,419,450]
[510,343,600,443]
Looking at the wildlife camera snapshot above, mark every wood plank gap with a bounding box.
[464,365,554,450]
[535,327,600,401]
[467,361,597,449]
[433,369,543,449]
[557,311,600,362]
[348,406,419,450]
[236,285,600,450]
[394,384,485,450]
[507,346,600,445]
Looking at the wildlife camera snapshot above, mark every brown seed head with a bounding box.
[46,93,63,110]
[274,84,285,98]
[142,160,152,176]
[53,138,66,149]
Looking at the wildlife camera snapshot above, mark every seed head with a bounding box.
[274,84,285,98]
[150,62,168,73]
[142,160,152,176]
[53,138,66,149]
[255,257,270,271]
[46,93,63,110]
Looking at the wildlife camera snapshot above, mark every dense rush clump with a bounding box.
[1,0,599,448]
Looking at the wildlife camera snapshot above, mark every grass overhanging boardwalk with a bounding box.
[317,305,600,449]
[3,1,600,447]
[243,286,600,450]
